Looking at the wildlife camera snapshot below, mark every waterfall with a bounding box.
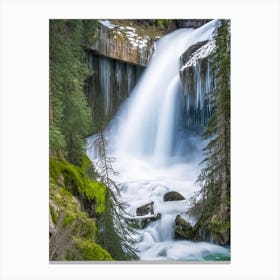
[87,19,230,261]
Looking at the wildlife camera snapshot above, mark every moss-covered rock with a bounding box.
[66,237,113,261]
[163,191,185,202]
[174,215,194,240]
[49,178,113,260]
[50,158,106,215]
[49,181,96,239]
[49,156,114,261]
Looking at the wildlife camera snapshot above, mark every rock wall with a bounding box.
[127,19,212,30]
[87,20,216,132]
[174,19,212,29]
[179,39,216,131]
[85,52,144,125]
[90,20,153,66]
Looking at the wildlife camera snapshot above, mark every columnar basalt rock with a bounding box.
[179,39,216,131]
[90,21,153,66]
[85,52,144,125]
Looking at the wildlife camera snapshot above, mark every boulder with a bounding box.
[136,201,154,216]
[128,213,161,229]
[142,213,161,228]
[163,191,185,202]
[175,215,193,240]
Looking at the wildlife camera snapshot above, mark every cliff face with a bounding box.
[85,52,144,126]
[125,19,212,31]
[174,19,212,29]
[86,20,153,125]
[90,20,153,67]
[86,20,216,131]
[179,39,216,131]
[89,20,212,67]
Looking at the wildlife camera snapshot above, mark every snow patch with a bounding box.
[180,40,215,71]
[99,20,116,29]
[100,19,151,49]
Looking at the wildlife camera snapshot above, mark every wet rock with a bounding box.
[175,215,193,240]
[179,39,215,130]
[142,213,161,228]
[163,191,185,202]
[198,228,230,246]
[180,40,209,68]
[188,215,231,246]
[86,52,144,126]
[128,213,161,229]
[136,201,154,216]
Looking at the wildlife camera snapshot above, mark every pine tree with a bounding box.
[94,124,138,260]
[49,20,98,164]
[190,20,230,245]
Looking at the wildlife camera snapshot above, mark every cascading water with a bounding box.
[87,20,230,261]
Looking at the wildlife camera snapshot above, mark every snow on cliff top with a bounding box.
[99,20,151,49]
[180,40,215,71]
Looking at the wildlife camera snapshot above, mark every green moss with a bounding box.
[81,153,92,170]
[156,19,164,29]
[49,159,63,181]
[50,182,78,212]
[49,158,111,260]
[74,211,96,240]
[50,158,106,215]
[81,153,98,180]
[50,158,85,191]
[62,210,77,227]
[67,237,113,261]
[156,19,170,30]
[50,182,97,239]
[62,210,96,240]
[85,181,106,214]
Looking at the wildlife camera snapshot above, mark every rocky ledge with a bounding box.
[90,20,153,66]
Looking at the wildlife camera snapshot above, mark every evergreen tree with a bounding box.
[190,20,230,245]
[94,125,138,260]
[49,20,98,164]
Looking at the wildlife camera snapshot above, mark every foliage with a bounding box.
[155,19,170,29]
[49,180,100,260]
[93,126,138,260]
[67,237,113,261]
[50,158,106,215]
[190,20,231,244]
[49,127,66,153]
[49,20,99,164]
[110,19,170,40]
[49,19,136,261]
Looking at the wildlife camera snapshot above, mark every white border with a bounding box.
[0,0,279,279]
